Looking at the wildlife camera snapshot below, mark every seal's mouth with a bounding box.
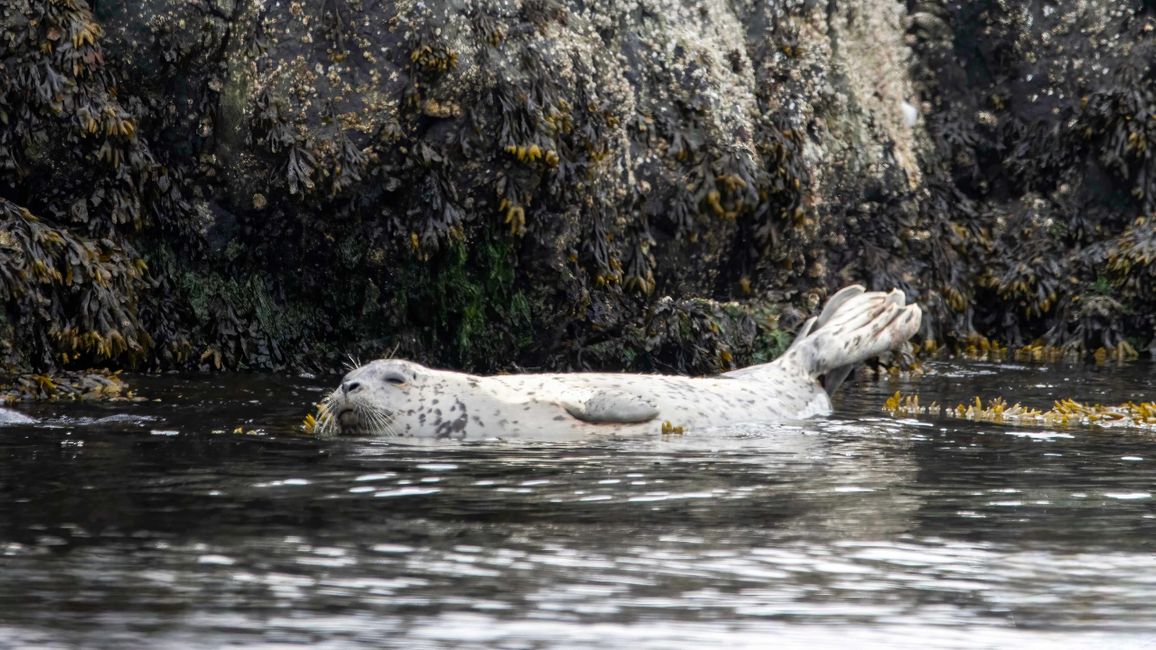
[336,407,360,430]
[326,400,396,436]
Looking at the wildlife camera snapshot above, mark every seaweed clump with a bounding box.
[906,1,1156,356]
[884,392,1156,432]
[0,369,135,402]
[0,199,151,367]
[0,0,193,372]
[5,0,1155,380]
[561,295,793,376]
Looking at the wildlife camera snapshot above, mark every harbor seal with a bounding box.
[0,407,35,425]
[315,285,921,440]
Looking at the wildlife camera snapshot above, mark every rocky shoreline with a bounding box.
[1,0,1152,376]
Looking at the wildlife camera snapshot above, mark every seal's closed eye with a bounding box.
[385,373,406,386]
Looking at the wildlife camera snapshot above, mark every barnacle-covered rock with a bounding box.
[907,0,1156,355]
[3,0,1154,377]
[43,0,928,373]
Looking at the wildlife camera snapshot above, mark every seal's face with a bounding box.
[318,359,421,437]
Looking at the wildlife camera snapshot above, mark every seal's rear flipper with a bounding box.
[791,287,921,383]
[563,390,659,424]
[722,285,920,390]
[810,285,871,395]
[814,284,867,328]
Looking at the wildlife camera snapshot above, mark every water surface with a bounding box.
[1,362,1154,649]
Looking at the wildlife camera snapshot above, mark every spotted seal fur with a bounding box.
[316,285,921,440]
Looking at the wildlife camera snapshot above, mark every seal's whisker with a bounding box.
[358,402,391,436]
[376,404,395,436]
[382,412,400,438]
[360,404,379,433]
[355,403,372,434]
[374,414,392,437]
[312,396,337,437]
[368,405,395,437]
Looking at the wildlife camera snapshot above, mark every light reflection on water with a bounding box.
[0,361,1154,649]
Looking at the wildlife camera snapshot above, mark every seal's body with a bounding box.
[317,285,921,440]
[0,407,34,426]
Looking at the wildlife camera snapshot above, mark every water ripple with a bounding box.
[1,363,1155,648]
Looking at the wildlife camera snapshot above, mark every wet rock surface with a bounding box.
[0,0,1152,375]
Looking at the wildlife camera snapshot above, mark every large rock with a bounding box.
[906,0,1156,353]
[89,0,933,371]
[1,0,1151,373]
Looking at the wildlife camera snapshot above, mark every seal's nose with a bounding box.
[341,380,361,396]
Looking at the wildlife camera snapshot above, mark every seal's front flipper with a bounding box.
[563,390,659,424]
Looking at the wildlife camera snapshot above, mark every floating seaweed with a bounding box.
[884,391,1156,432]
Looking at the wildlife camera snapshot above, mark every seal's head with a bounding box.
[316,359,423,437]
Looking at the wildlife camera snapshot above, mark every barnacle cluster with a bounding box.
[884,392,1156,431]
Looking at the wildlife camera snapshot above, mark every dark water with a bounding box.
[2,362,1155,649]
